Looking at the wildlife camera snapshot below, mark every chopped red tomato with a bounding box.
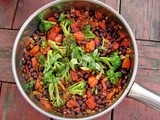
[74,31,84,41]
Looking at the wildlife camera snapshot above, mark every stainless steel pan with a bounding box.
[12,0,160,119]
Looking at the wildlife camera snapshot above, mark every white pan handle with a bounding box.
[128,82,160,111]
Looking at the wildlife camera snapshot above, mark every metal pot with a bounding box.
[12,0,160,119]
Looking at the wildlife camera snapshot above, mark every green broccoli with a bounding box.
[97,52,122,84]
[53,83,65,107]
[68,80,86,96]
[106,68,122,84]
[43,70,65,107]
[58,13,66,21]
[60,19,72,38]
[99,52,121,69]
[25,81,36,90]
[39,19,56,32]
[82,24,96,39]
[37,53,46,65]
[39,36,48,49]
[48,40,67,56]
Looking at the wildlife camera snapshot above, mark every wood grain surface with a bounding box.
[0,0,160,120]
[0,83,50,120]
[13,0,55,29]
[0,0,18,28]
[113,98,160,120]
[121,0,160,41]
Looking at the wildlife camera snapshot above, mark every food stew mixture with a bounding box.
[22,8,133,117]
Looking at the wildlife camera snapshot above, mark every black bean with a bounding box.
[95,95,99,101]
[99,32,104,38]
[26,56,30,61]
[24,75,29,80]
[84,74,89,79]
[120,69,127,75]
[94,31,100,37]
[97,99,102,104]
[119,46,123,51]
[30,68,34,72]
[100,95,106,99]
[122,48,126,54]
[77,72,83,78]
[82,98,87,102]
[95,26,100,31]
[29,54,34,58]
[43,90,47,96]
[100,50,107,57]
[122,79,127,85]
[81,103,86,110]
[70,13,76,18]
[28,65,32,69]
[124,75,128,80]
[95,107,99,111]
[108,27,113,34]
[32,72,38,79]
[78,100,83,106]
[53,12,59,19]
[86,84,89,89]
[92,27,96,32]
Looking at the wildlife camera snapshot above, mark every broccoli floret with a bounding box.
[99,52,121,69]
[25,81,36,90]
[82,24,96,39]
[37,53,46,65]
[53,83,65,107]
[98,52,122,84]
[43,70,65,107]
[106,68,122,84]
[60,19,72,38]
[58,13,66,21]
[48,40,67,56]
[39,19,56,32]
[39,36,48,49]
[68,80,86,96]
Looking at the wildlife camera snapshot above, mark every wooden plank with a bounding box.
[0,29,18,47]
[13,0,119,29]
[0,58,13,83]
[94,112,111,120]
[137,40,160,70]
[0,83,50,120]
[13,0,54,29]
[0,82,2,95]
[0,29,18,83]
[113,97,160,120]
[136,69,160,84]
[100,0,119,11]
[0,0,18,28]
[121,0,160,41]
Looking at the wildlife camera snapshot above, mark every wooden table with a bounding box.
[0,0,160,120]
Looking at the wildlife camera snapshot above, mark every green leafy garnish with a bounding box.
[25,81,36,90]
[58,13,66,21]
[60,19,72,38]
[39,36,48,49]
[82,24,96,39]
[37,53,46,65]
[106,68,122,84]
[39,20,56,32]
[68,80,86,96]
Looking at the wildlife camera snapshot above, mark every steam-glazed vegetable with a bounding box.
[22,8,132,117]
